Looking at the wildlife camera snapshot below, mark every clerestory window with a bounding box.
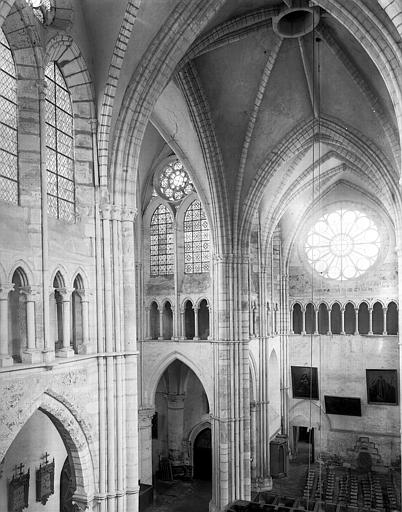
[0,30,18,204]
[45,62,75,222]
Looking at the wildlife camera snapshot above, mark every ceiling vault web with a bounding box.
[317,23,400,170]
[233,36,283,244]
[177,62,231,254]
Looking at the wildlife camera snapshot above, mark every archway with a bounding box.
[198,299,209,340]
[0,409,68,511]
[9,267,28,362]
[60,456,74,512]
[184,300,195,339]
[162,301,173,339]
[292,303,302,334]
[147,359,212,510]
[193,428,212,480]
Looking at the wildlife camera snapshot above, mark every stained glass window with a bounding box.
[184,200,210,273]
[150,204,174,276]
[305,209,380,280]
[45,62,75,222]
[25,0,54,24]
[0,30,18,204]
[157,160,194,202]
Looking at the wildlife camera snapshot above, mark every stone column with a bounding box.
[314,307,319,335]
[368,307,373,335]
[301,305,306,335]
[37,79,54,362]
[171,305,177,340]
[158,305,164,340]
[0,285,13,367]
[138,407,155,485]
[180,308,186,340]
[144,307,151,340]
[56,288,74,358]
[266,302,271,336]
[210,254,251,511]
[289,307,294,334]
[250,401,257,486]
[328,308,332,335]
[21,287,42,364]
[341,307,345,334]
[193,305,200,340]
[383,306,387,335]
[121,208,140,511]
[354,307,359,335]
[166,394,186,464]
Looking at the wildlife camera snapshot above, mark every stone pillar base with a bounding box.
[0,355,13,367]
[42,349,55,363]
[56,347,75,358]
[22,349,42,364]
[255,476,273,492]
[209,500,219,512]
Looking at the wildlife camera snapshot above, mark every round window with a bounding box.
[156,160,194,202]
[305,209,380,280]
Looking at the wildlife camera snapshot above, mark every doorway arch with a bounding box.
[193,427,212,480]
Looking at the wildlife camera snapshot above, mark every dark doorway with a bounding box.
[296,426,314,464]
[193,428,212,480]
[60,456,74,512]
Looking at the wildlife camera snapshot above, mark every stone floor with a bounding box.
[144,478,212,512]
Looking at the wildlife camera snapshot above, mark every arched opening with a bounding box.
[193,428,212,480]
[72,275,84,353]
[372,302,384,335]
[292,303,302,334]
[9,268,28,362]
[0,409,68,511]
[331,303,341,334]
[150,301,159,340]
[184,300,195,339]
[358,302,369,335]
[318,303,328,335]
[198,299,209,340]
[305,303,315,334]
[344,302,356,335]
[60,456,74,512]
[149,359,211,509]
[162,301,173,339]
[50,272,65,351]
[386,301,398,335]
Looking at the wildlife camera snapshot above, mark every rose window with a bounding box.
[158,160,194,202]
[305,209,380,280]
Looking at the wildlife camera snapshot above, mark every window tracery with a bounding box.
[305,209,380,280]
[0,30,18,204]
[45,62,75,222]
[150,204,174,276]
[184,200,210,273]
[156,160,194,202]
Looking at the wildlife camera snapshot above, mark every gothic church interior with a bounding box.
[0,1,401,511]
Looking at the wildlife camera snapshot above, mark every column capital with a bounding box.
[166,393,186,408]
[55,287,74,299]
[121,207,138,222]
[111,204,122,221]
[138,407,155,427]
[99,203,111,220]
[20,286,41,300]
[0,283,14,299]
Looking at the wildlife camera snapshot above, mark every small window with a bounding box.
[45,62,75,222]
[0,30,18,204]
[184,200,210,273]
[150,204,174,276]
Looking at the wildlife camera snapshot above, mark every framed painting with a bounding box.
[291,366,319,400]
[324,395,362,416]
[36,458,55,505]
[366,369,398,405]
[8,469,30,512]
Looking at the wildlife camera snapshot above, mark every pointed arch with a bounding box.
[146,353,212,409]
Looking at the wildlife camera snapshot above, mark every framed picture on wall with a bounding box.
[324,395,362,416]
[291,366,319,399]
[8,468,30,512]
[366,369,398,405]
